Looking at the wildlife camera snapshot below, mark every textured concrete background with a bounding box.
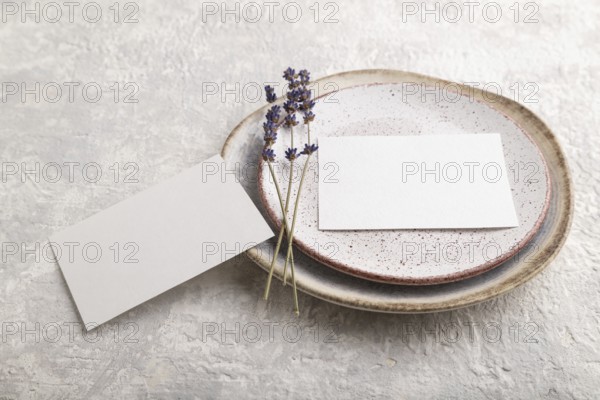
[0,0,598,398]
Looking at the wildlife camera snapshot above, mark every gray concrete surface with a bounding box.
[0,0,598,398]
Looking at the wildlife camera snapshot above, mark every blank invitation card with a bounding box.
[51,154,273,327]
[318,134,519,230]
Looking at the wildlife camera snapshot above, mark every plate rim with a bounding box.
[221,69,573,313]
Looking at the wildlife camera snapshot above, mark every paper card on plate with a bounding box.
[318,134,519,230]
[51,154,273,327]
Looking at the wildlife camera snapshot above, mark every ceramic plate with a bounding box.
[222,69,572,312]
[257,76,551,284]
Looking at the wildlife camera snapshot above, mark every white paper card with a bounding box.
[51,154,273,327]
[318,134,519,230]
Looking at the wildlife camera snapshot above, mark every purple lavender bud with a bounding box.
[300,143,318,155]
[263,130,277,146]
[298,99,316,112]
[283,67,296,82]
[285,147,301,161]
[284,113,299,128]
[298,69,310,84]
[288,80,301,90]
[265,105,281,124]
[303,111,315,124]
[262,147,276,162]
[299,88,312,101]
[265,85,277,103]
[263,121,277,134]
[287,89,302,102]
[283,100,298,114]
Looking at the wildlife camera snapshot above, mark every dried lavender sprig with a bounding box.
[265,85,277,103]
[282,140,316,287]
[262,150,297,298]
[262,143,298,298]
[281,126,297,286]
[263,160,295,300]
[262,170,296,300]
[281,72,314,286]
[261,88,300,299]
[265,67,314,314]
[282,151,313,315]
[283,86,315,286]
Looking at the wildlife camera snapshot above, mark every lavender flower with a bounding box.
[262,67,319,315]
[283,67,296,81]
[303,111,315,124]
[298,99,315,112]
[283,113,299,128]
[265,85,277,103]
[298,87,311,101]
[262,147,276,162]
[263,120,277,133]
[300,143,318,155]
[263,130,277,146]
[283,100,298,114]
[285,147,301,161]
[263,119,279,146]
[298,69,310,84]
[265,105,281,124]
[287,89,301,102]
[289,80,302,90]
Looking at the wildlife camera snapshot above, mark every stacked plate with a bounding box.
[221,70,573,313]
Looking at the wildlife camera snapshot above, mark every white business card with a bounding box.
[51,154,273,327]
[318,134,519,230]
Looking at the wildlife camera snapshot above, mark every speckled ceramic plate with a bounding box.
[222,70,572,312]
[257,76,551,285]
